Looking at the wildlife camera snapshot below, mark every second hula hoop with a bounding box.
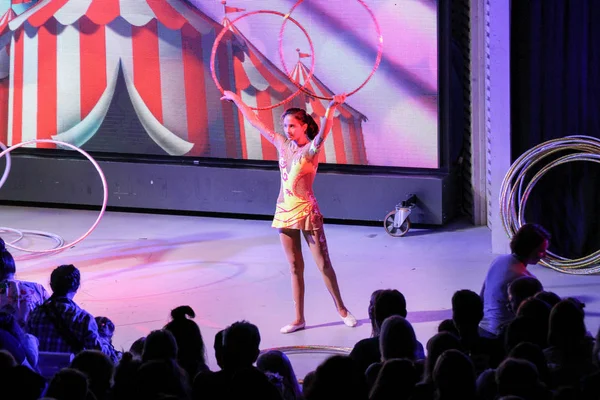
[279,0,384,100]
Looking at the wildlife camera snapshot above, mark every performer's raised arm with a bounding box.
[221,90,283,146]
[311,94,347,154]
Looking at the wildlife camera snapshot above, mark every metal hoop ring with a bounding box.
[260,345,352,356]
[0,141,11,190]
[0,139,108,253]
[279,0,384,100]
[500,135,600,274]
[0,227,25,246]
[211,10,316,111]
[0,227,66,253]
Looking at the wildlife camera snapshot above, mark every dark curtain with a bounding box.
[511,1,600,258]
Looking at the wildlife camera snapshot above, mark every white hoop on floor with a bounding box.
[0,141,11,191]
[0,227,25,245]
[0,228,66,252]
[0,139,108,253]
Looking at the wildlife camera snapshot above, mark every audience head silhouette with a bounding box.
[374,289,407,333]
[510,224,550,264]
[164,305,207,379]
[50,264,80,297]
[0,237,16,280]
[222,320,261,369]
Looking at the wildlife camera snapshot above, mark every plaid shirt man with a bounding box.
[26,296,118,363]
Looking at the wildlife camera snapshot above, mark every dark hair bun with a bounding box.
[0,238,6,251]
[171,305,195,320]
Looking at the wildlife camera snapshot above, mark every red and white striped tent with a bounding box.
[223,15,311,161]
[290,61,368,165]
[3,0,246,156]
[0,8,16,145]
[1,0,368,163]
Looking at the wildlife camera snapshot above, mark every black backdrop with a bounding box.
[511,1,600,258]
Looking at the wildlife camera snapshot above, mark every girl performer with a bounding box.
[221,91,357,334]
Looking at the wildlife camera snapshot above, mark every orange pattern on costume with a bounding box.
[272,137,324,230]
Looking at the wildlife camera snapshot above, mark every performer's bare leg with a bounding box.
[302,228,349,317]
[279,228,306,325]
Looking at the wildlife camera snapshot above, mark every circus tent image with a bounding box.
[0,0,369,164]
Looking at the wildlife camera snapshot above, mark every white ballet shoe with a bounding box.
[280,322,306,334]
[341,311,358,327]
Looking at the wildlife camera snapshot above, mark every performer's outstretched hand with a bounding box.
[329,94,347,108]
[220,90,239,102]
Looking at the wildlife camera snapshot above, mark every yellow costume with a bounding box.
[271,136,324,230]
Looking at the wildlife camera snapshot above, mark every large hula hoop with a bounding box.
[0,139,108,253]
[279,0,384,100]
[0,141,11,191]
[211,10,316,111]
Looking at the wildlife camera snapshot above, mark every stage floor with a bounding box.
[1,205,599,377]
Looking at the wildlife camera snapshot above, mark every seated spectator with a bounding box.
[350,289,424,375]
[45,367,92,400]
[533,291,561,307]
[508,342,550,386]
[26,264,118,362]
[433,349,477,400]
[366,315,419,388]
[0,238,49,327]
[0,311,38,369]
[70,350,115,400]
[369,358,417,400]
[507,276,543,315]
[479,224,550,337]
[143,329,179,363]
[193,321,280,400]
[135,359,192,400]
[302,370,316,396]
[504,316,544,352]
[475,367,497,400]
[213,329,225,370]
[451,289,503,370]
[437,318,459,336]
[0,348,16,369]
[367,289,384,337]
[411,332,462,400]
[495,358,550,400]
[112,352,142,400]
[164,305,209,380]
[257,350,303,400]
[96,316,122,360]
[304,355,368,400]
[515,297,551,348]
[129,336,145,360]
[228,367,284,400]
[545,299,597,388]
[2,364,47,400]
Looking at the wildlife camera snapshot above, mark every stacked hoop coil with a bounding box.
[500,135,600,275]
